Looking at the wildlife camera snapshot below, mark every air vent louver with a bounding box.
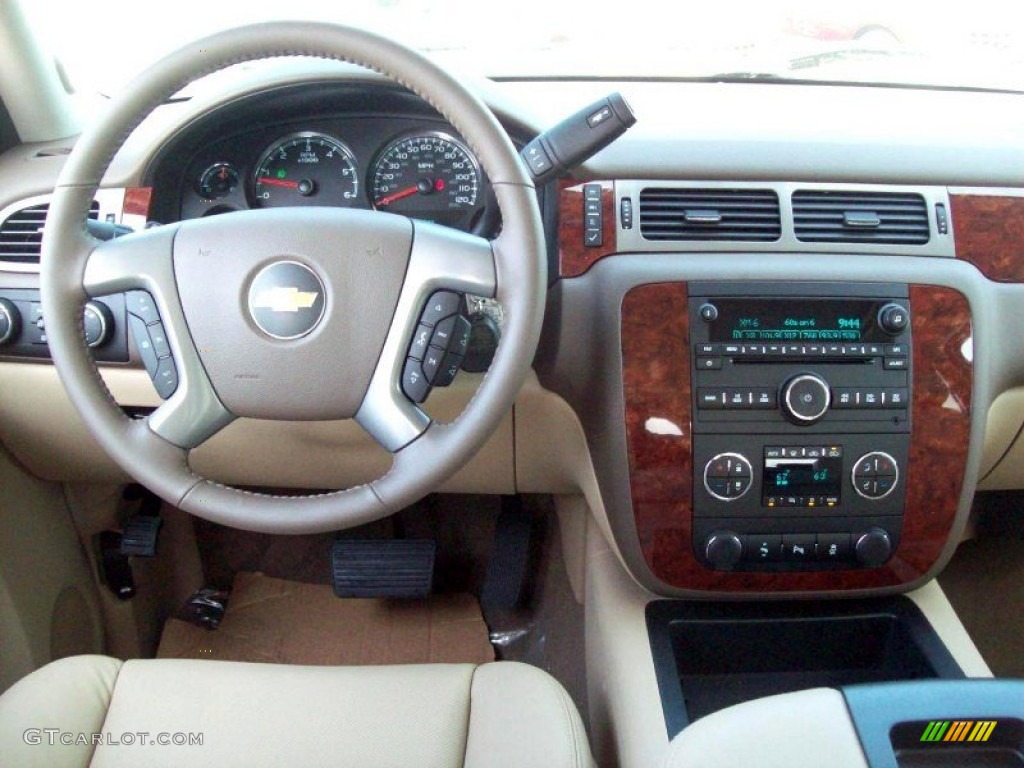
[0,200,100,263]
[639,188,781,242]
[793,190,929,245]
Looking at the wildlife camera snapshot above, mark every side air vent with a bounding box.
[793,190,929,245]
[0,200,100,263]
[639,188,781,242]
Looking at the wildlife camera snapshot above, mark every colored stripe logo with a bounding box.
[920,721,997,742]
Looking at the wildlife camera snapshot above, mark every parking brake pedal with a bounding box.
[331,539,436,599]
[120,515,162,557]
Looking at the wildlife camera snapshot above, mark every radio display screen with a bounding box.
[762,449,843,507]
[708,299,890,343]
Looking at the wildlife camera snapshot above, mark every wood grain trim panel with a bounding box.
[558,180,615,277]
[951,193,1024,282]
[622,283,971,592]
[123,187,153,219]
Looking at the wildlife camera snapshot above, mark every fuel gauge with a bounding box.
[198,163,240,201]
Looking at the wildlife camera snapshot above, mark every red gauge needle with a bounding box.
[376,186,420,206]
[257,177,299,189]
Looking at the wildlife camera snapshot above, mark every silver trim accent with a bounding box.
[246,260,326,340]
[370,131,482,212]
[782,374,831,423]
[252,131,359,207]
[851,451,900,501]
[0,189,127,272]
[0,300,14,344]
[702,451,753,502]
[83,226,234,448]
[83,301,110,349]
[614,181,955,258]
[354,221,495,452]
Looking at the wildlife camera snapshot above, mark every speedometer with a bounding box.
[371,133,482,230]
[253,132,358,208]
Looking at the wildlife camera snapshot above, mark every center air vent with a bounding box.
[639,188,781,242]
[0,200,100,263]
[793,190,929,245]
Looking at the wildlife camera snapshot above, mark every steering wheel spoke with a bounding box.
[355,222,495,452]
[83,226,234,448]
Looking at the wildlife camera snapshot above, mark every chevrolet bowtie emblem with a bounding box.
[251,286,319,313]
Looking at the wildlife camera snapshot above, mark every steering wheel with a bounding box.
[40,23,545,534]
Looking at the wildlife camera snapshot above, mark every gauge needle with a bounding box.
[376,186,420,206]
[257,177,300,189]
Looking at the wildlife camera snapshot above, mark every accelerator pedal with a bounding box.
[331,539,436,599]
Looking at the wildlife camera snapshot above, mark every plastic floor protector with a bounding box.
[157,571,495,665]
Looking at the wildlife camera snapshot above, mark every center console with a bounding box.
[689,282,911,573]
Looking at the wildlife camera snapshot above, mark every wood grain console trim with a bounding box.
[558,180,615,277]
[951,193,1024,282]
[123,187,153,219]
[621,283,971,592]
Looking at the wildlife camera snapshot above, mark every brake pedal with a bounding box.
[480,497,535,611]
[331,539,436,598]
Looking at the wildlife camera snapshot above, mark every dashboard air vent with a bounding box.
[638,188,781,242]
[793,190,929,245]
[0,200,100,263]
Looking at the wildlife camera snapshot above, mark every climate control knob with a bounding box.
[705,531,743,570]
[780,373,831,424]
[854,528,893,567]
[0,298,20,345]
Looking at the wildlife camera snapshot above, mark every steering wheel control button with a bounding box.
[409,323,432,360]
[781,373,831,424]
[851,451,899,500]
[128,314,160,376]
[148,322,171,359]
[432,351,464,388]
[449,316,472,357]
[421,347,444,384]
[83,301,114,348]
[430,315,457,348]
[704,453,753,501]
[247,261,326,340]
[420,291,462,326]
[153,357,179,399]
[126,291,161,325]
[401,359,430,403]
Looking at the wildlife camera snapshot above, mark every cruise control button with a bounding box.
[420,291,461,326]
[783,534,816,561]
[149,322,171,359]
[744,534,782,563]
[153,357,178,399]
[128,314,158,376]
[401,359,430,403]
[817,533,851,561]
[126,291,160,325]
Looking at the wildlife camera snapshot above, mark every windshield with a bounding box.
[23,0,1024,96]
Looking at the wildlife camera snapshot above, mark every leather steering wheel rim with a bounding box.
[40,22,545,534]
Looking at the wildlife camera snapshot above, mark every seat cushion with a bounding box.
[0,656,593,768]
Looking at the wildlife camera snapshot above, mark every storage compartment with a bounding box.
[648,597,965,737]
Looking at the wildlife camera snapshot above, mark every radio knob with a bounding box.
[0,298,21,345]
[878,303,909,335]
[780,373,831,424]
[854,528,893,567]
[705,531,743,570]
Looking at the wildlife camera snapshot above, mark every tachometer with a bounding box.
[371,133,482,229]
[253,132,359,208]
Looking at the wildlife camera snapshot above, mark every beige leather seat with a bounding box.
[0,656,594,768]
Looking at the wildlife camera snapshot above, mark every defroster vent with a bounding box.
[793,190,929,245]
[639,188,781,242]
[0,200,100,263]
